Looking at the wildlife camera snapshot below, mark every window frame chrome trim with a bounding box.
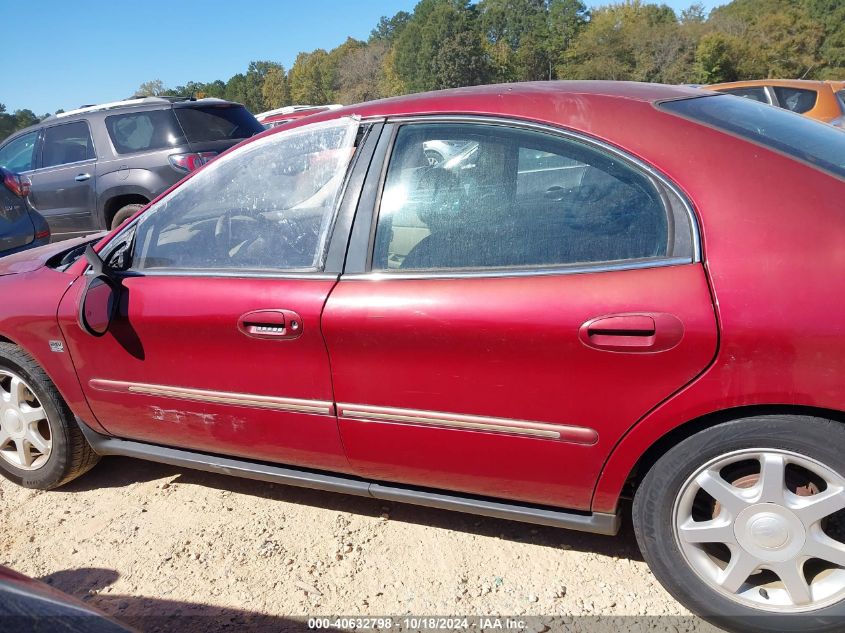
[365,114,702,271]
[344,256,694,281]
[110,269,340,281]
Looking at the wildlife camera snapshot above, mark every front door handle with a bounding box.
[75,173,91,182]
[579,313,684,353]
[238,309,303,340]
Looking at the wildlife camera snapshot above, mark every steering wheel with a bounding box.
[213,210,262,256]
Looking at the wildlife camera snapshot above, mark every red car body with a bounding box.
[1,81,843,520]
[256,105,342,129]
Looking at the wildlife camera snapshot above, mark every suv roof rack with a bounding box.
[48,97,173,121]
[126,95,195,103]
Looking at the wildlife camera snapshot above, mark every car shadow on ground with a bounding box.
[39,567,316,633]
[61,455,643,562]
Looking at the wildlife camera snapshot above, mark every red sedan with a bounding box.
[1,81,844,632]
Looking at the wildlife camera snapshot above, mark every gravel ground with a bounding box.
[0,456,721,633]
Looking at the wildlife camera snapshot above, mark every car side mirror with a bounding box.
[78,245,119,337]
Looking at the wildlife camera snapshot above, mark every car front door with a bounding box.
[322,120,718,510]
[58,117,368,472]
[28,120,97,240]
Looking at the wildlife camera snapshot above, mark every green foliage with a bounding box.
[262,66,289,109]
[6,0,845,132]
[695,32,741,83]
[392,0,491,92]
[225,73,248,105]
[0,108,39,141]
[371,11,412,42]
[288,50,331,104]
[335,41,392,103]
[135,79,165,97]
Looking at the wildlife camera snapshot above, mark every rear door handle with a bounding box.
[579,313,684,353]
[74,173,91,182]
[238,309,303,340]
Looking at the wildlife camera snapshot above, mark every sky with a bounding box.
[1,0,719,116]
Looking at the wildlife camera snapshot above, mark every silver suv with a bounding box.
[0,97,264,237]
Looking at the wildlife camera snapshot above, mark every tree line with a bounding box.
[3,0,843,138]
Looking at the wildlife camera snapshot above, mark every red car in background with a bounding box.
[255,104,342,129]
[1,81,844,633]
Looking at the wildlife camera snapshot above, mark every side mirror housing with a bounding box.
[78,246,119,337]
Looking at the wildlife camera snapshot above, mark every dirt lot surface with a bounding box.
[0,456,721,633]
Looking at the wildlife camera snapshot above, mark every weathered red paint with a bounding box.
[1,81,843,517]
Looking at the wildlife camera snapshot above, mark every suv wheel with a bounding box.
[634,415,845,633]
[0,343,99,489]
[110,203,145,230]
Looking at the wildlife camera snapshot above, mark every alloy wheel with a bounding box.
[673,448,845,612]
[0,369,52,470]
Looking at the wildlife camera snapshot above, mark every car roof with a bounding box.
[286,81,708,128]
[1,97,247,143]
[355,80,703,111]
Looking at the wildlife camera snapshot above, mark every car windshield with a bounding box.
[661,94,845,180]
[173,105,264,143]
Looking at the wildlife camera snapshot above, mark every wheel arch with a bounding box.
[102,193,149,228]
[593,403,845,514]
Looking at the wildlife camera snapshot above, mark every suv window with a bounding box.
[173,105,264,143]
[661,95,845,180]
[720,87,770,104]
[42,121,95,168]
[131,118,359,272]
[106,109,187,154]
[772,86,817,114]
[373,123,692,272]
[836,90,845,112]
[0,131,39,172]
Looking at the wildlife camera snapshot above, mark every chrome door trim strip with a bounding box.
[88,379,335,416]
[337,403,598,445]
[87,380,597,443]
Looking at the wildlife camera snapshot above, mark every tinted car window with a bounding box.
[373,123,692,272]
[836,90,845,111]
[772,87,818,114]
[720,87,770,104]
[173,105,264,143]
[106,109,186,154]
[662,95,845,180]
[41,121,95,168]
[0,131,38,172]
[132,118,359,272]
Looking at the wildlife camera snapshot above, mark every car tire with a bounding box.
[633,415,845,633]
[110,203,145,230]
[0,343,99,489]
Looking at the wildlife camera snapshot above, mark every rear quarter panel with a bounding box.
[592,109,845,512]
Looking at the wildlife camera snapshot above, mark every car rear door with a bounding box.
[322,119,718,511]
[58,118,376,472]
[28,120,97,240]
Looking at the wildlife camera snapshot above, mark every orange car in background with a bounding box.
[704,79,845,128]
